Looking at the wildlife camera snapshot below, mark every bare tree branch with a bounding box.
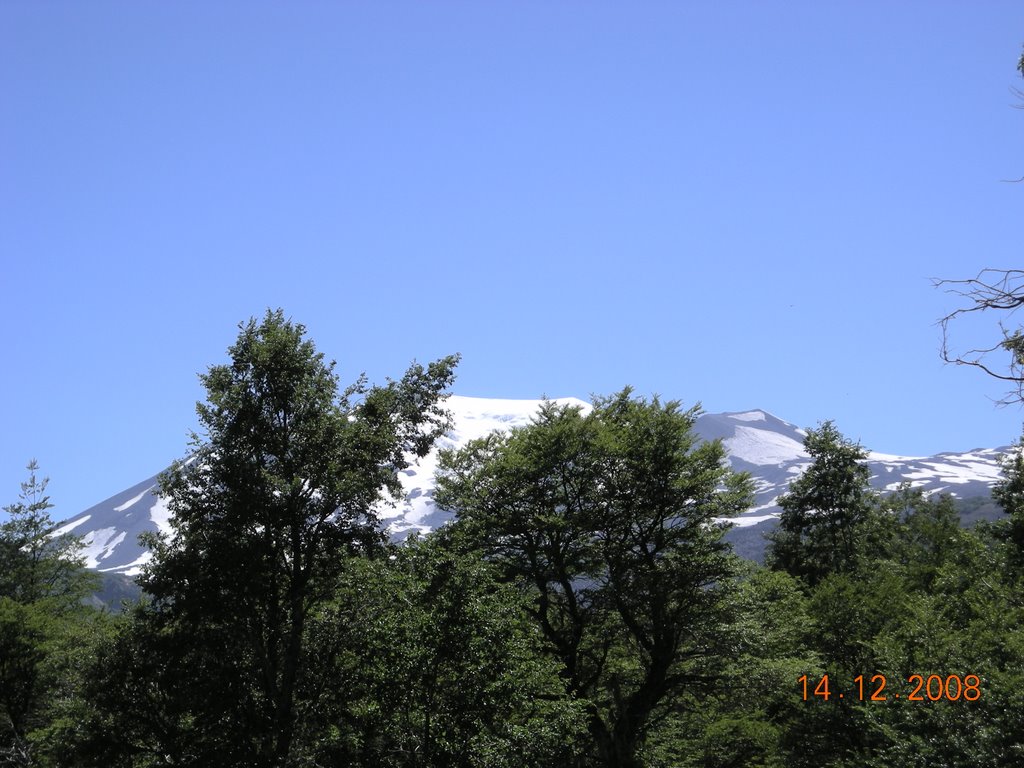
[935,270,1024,405]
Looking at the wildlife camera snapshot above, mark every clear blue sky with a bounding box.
[2,2,1023,519]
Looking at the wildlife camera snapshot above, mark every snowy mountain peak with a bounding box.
[694,409,808,467]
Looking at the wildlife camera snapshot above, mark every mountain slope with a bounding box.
[56,397,1008,575]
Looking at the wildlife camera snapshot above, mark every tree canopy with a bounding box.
[766,421,882,586]
[0,461,101,767]
[82,310,461,766]
[13,293,1024,766]
[436,390,754,768]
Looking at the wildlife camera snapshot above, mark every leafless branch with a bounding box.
[934,269,1024,405]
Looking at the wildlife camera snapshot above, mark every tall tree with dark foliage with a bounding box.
[79,310,458,766]
[436,390,753,768]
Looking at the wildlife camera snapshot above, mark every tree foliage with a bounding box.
[0,461,101,768]
[991,430,1024,564]
[315,533,585,766]
[767,422,881,585]
[0,461,93,608]
[78,310,460,766]
[436,390,754,768]
[13,297,1024,766]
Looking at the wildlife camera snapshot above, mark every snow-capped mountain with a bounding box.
[56,396,1008,576]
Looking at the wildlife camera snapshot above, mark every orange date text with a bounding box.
[798,674,981,702]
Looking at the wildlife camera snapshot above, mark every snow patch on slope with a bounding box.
[725,426,808,466]
[731,514,777,527]
[81,528,128,569]
[730,411,767,423]
[52,515,91,536]
[150,496,173,529]
[114,489,150,512]
[116,551,153,573]
[383,395,590,537]
[869,451,927,462]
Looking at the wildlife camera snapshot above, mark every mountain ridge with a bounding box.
[56,396,1008,575]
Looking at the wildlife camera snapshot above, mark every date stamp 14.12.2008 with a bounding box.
[799,674,981,702]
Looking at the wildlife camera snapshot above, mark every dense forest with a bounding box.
[3,310,1024,767]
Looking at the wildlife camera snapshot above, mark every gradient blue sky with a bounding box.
[3,2,1023,519]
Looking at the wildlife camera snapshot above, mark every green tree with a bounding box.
[883,488,964,590]
[0,462,100,768]
[767,421,880,586]
[77,310,459,766]
[436,390,754,768]
[0,600,49,766]
[314,532,585,767]
[989,431,1024,569]
[861,525,1024,767]
[647,566,816,768]
[0,461,92,608]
